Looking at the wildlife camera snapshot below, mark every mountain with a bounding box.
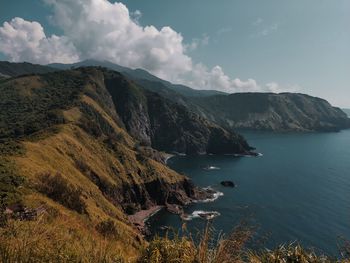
[0,61,57,77]
[192,93,350,132]
[47,60,350,132]
[1,60,348,132]
[0,67,251,259]
[103,70,250,155]
[48,59,227,97]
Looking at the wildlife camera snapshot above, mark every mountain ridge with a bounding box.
[0,60,349,132]
[192,92,350,132]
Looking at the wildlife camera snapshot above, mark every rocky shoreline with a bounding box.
[128,206,164,235]
[128,185,221,235]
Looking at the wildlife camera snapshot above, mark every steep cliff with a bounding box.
[193,93,350,132]
[103,70,251,155]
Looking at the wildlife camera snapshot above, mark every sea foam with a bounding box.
[182,210,221,221]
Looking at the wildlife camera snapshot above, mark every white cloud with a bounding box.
[265,82,301,93]
[43,0,193,81]
[0,17,79,63]
[0,0,298,94]
[182,64,296,93]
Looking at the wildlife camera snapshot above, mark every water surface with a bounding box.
[148,130,350,255]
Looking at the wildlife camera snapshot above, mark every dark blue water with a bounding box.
[148,130,350,255]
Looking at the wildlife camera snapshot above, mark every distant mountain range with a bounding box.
[1,59,349,132]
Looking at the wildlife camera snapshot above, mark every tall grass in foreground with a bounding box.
[139,221,349,263]
[1,216,350,262]
[0,215,125,263]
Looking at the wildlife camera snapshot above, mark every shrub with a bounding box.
[0,207,7,228]
[37,172,87,214]
[0,158,24,208]
[96,219,119,238]
[139,234,197,263]
[246,243,334,263]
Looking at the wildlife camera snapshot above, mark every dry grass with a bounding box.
[139,221,253,263]
[246,243,336,263]
[139,222,349,263]
[0,214,129,263]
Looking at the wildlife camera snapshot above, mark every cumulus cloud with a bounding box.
[182,64,297,93]
[182,64,261,92]
[0,17,79,63]
[0,0,298,94]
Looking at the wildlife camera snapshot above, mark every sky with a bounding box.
[0,0,349,107]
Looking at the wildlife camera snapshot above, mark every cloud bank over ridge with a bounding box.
[0,0,298,93]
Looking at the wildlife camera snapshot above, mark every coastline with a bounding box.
[162,153,175,164]
[128,206,164,233]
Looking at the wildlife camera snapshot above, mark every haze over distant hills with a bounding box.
[342,109,350,117]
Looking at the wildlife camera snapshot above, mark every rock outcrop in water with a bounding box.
[220,181,235,187]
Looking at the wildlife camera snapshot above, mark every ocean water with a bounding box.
[148,130,350,255]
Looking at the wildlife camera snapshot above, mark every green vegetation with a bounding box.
[0,158,24,208]
[0,71,84,140]
[0,61,57,77]
[37,172,87,214]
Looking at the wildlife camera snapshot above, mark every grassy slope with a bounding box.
[0,68,191,261]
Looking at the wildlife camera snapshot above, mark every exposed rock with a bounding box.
[192,93,350,132]
[220,181,235,187]
[166,204,184,215]
[104,70,252,155]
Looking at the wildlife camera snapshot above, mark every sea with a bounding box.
[148,129,350,256]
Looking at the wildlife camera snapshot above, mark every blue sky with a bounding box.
[0,0,349,107]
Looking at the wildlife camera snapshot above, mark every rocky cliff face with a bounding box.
[193,93,350,132]
[103,70,251,155]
